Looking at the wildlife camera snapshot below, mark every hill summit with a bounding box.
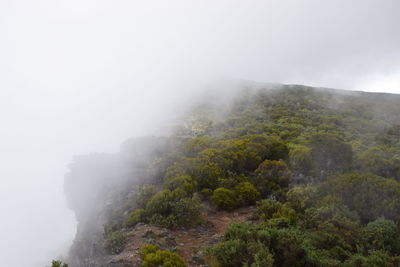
[63,83,400,267]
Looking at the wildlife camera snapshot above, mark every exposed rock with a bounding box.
[142,230,155,238]
[165,237,177,248]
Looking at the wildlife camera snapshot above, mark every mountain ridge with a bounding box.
[63,82,400,266]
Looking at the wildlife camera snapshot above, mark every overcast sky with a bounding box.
[1,1,400,266]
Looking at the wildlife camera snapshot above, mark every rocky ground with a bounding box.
[108,206,255,267]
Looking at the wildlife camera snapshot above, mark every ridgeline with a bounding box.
[62,83,400,267]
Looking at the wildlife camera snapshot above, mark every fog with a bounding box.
[0,0,400,266]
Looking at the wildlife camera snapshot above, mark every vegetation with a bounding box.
[139,244,187,267]
[65,84,400,265]
[145,190,204,228]
[125,209,146,227]
[48,260,68,267]
[212,187,238,210]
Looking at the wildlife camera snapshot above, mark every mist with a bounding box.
[1,0,400,266]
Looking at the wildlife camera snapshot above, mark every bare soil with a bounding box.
[109,206,254,266]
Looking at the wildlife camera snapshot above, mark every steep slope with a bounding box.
[64,83,400,266]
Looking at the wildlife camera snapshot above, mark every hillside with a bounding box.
[63,83,400,267]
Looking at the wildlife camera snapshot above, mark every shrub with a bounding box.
[266,140,289,161]
[256,199,297,225]
[182,137,211,156]
[192,161,224,190]
[250,246,275,267]
[146,189,204,228]
[363,218,400,253]
[212,188,238,210]
[266,228,306,267]
[104,231,127,254]
[286,185,316,213]
[139,244,186,267]
[207,239,246,267]
[304,204,361,250]
[252,160,291,198]
[135,184,157,209]
[165,175,197,194]
[207,222,274,267]
[289,144,313,175]
[234,182,260,205]
[48,260,68,267]
[200,188,213,198]
[139,243,160,259]
[356,146,400,180]
[344,251,390,267]
[256,199,284,220]
[172,194,204,225]
[224,222,258,241]
[125,209,146,227]
[317,173,400,223]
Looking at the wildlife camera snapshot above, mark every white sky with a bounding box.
[1,1,400,266]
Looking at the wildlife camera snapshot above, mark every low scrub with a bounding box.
[139,244,186,267]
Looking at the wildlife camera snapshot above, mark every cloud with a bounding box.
[0,1,399,266]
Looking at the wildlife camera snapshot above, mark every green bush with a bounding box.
[212,187,238,210]
[125,209,146,227]
[104,231,127,254]
[145,189,204,228]
[207,222,274,267]
[286,186,316,213]
[139,243,160,259]
[135,184,157,209]
[192,161,224,190]
[224,222,259,241]
[48,260,68,267]
[266,140,289,161]
[252,160,291,198]
[363,218,400,253]
[256,199,297,225]
[165,175,197,194]
[266,228,306,267]
[208,239,247,267]
[234,182,260,205]
[208,241,273,266]
[304,204,361,251]
[289,144,313,175]
[209,222,333,267]
[182,137,211,156]
[317,173,400,223]
[356,146,400,180]
[200,188,213,198]
[343,251,390,267]
[139,244,186,267]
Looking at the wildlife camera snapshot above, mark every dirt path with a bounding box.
[110,206,254,266]
[173,207,254,266]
